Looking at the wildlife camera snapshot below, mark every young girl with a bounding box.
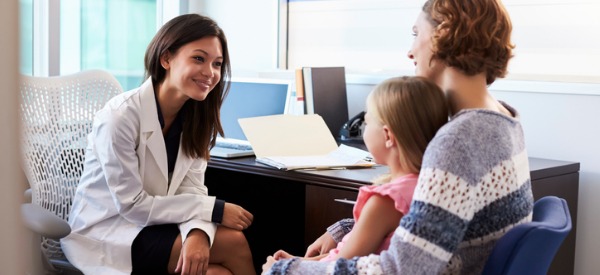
[265,0,534,273]
[271,76,448,263]
[61,14,255,275]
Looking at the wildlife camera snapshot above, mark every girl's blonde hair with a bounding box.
[368,76,448,183]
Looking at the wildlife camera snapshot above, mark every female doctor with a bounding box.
[61,14,256,275]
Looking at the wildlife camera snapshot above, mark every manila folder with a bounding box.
[238,114,338,158]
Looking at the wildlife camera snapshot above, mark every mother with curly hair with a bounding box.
[263,0,534,273]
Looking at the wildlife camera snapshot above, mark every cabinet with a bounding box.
[205,156,579,274]
[305,185,355,248]
[529,158,579,275]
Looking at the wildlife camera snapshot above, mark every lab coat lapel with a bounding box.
[168,139,193,195]
[139,79,168,185]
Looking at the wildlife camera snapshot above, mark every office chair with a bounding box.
[19,70,123,275]
[482,196,572,275]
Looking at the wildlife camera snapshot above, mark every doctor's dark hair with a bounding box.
[144,14,231,160]
[422,0,514,85]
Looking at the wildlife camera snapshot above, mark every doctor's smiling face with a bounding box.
[161,36,223,102]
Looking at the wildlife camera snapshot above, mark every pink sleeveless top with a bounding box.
[320,173,418,262]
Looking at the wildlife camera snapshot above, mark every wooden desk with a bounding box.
[205,157,579,275]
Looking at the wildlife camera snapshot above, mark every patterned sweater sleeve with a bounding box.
[265,219,358,274]
[327,218,355,243]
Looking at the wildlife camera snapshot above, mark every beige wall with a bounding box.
[0,0,26,273]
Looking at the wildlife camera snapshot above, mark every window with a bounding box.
[285,0,600,84]
[19,0,33,75]
[505,0,600,83]
[286,0,418,75]
[21,0,158,91]
[62,0,157,91]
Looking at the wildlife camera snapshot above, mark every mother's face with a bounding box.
[407,12,443,83]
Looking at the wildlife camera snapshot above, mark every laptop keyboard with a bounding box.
[215,140,253,151]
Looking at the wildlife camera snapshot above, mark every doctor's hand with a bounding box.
[305,231,336,258]
[175,229,210,275]
[222,202,253,230]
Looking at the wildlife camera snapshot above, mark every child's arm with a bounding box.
[273,250,294,260]
[273,249,329,261]
[334,194,403,260]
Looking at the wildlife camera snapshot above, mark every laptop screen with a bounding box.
[219,77,292,140]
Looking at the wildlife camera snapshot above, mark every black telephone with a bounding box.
[339,111,365,142]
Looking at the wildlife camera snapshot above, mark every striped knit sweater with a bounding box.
[267,103,534,275]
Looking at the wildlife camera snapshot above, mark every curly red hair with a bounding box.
[423,0,515,85]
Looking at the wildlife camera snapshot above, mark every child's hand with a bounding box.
[273,249,294,260]
[305,232,337,257]
[261,256,277,274]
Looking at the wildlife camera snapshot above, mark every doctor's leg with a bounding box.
[206,225,255,275]
[167,226,254,275]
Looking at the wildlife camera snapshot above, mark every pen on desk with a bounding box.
[297,166,347,171]
[334,198,357,205]
[315,166,347,170]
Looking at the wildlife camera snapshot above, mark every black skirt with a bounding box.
[131,224,179,275]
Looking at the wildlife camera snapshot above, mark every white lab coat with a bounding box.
[61,79,218,274]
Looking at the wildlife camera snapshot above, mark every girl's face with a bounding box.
[407,12,443,83]
[363,100,387,165]
[162,36,223,102]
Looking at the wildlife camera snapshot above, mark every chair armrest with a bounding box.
[24,188,32,203]
[21,203,71,239]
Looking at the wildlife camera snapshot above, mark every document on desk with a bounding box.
[257,144,373,171]
[238,114,375,171]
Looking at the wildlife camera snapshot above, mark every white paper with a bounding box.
[256,144,374,170]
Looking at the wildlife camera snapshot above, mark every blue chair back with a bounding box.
[482,196,572,275]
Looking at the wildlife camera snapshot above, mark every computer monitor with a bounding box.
[219,77,292,140]
[302,67,349,138]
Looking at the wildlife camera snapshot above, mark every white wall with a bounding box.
[0,0,26,273]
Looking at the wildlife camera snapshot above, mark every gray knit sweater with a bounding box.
[267,103,534,274]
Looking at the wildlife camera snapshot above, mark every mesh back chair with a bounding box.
[19,70,122,275]
[482,196,572,275]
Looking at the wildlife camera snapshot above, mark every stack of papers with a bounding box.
[238,114,375,171]
[256,144,373,171]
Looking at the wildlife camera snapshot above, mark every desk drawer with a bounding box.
[305,185,357,247]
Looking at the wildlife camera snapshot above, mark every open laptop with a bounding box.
[210,77,292,158]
